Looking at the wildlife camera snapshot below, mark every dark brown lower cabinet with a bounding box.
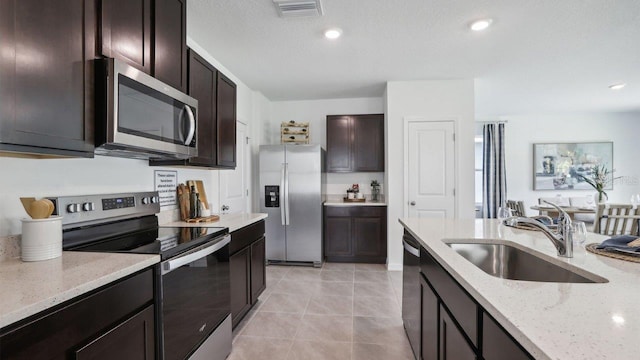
[250,237,266,304]
[421,275,438,360]
[324,206,387,263]
[439,305,476,360]
[0,269,155,360]
[482,313,532,360]
[75,305,155,360]
[229,220,266,328]
[406,231,534,360]
[230,246,252,328]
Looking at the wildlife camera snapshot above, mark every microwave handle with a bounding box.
[184,105,196,146]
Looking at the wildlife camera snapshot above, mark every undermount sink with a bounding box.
[446,242,608,283]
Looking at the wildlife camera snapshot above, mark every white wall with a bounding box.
[503,111,640,211]
[270,97,385,194]
[0,156,215,236]
[385,80,475,270]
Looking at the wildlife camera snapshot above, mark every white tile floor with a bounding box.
[229,263,412,360]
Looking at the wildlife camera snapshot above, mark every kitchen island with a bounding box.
[400,218,639,360]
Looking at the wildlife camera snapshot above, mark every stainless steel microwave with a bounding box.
[94,58,198,159]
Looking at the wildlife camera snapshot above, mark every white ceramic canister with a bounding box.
[21,216,63,262]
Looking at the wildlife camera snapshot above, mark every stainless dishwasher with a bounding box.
[402,230,421,359]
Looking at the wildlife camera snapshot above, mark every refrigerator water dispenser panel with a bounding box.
[265,186,280,207]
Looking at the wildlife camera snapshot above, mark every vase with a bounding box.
[594,192,608,204]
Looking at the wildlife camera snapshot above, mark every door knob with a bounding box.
[221,205,230,211]
[410,201,416,206]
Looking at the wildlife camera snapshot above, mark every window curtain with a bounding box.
[482,123,506,218]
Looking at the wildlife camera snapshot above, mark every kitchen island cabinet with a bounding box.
[400,217,638,360]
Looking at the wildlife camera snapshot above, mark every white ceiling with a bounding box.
[187,0,640,117]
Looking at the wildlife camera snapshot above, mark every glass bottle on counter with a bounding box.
[190,185,200,219]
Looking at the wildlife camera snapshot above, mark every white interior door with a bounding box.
[219,122,248,214]
[406,121,456,218]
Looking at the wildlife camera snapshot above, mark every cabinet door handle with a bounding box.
[410,201,416,206]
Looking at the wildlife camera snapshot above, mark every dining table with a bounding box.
[530,205,596,220]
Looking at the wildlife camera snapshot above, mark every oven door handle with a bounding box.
[161,234,230,275]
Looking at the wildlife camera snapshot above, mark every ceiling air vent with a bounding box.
[273,0,324,18]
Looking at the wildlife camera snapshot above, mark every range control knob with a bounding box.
[82,202,95,211]
[151,196,158,204]
[67,203,80,213]
[142,197,150,205]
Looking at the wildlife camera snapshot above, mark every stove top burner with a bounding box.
[57,191,228,260]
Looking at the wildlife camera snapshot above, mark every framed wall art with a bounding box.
[533,142,613,190]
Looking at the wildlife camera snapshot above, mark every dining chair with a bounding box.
[506,200,526,217]
[594,204,640,236]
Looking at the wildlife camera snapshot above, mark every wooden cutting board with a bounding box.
[185,215,220,223]
[195,180,208,210]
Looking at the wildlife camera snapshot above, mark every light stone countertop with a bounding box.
[400,218,640,360]
[0,252,159,329]
[323,194,387,206]
[162,213,267,233]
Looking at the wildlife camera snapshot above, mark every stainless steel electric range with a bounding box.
[54,191,231,360]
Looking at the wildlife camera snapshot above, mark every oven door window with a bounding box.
[161,244,230,360]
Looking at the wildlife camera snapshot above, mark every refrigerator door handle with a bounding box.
[284,163,290,225]
[280,163,286,226]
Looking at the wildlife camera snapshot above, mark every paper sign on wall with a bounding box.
[154,170,177,208]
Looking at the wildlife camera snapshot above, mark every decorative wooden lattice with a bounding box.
[281,121,310,144]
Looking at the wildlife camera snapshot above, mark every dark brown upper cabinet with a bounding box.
[100,0,187,92]
[99,0,152,74]
[326,114,384,172]
[0,0,96,157]
[216,72,237,168]
[150,49,237,169]
[186,49,217,166]
[153,0,187,92]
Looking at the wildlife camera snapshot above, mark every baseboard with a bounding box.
[387,262,402,271]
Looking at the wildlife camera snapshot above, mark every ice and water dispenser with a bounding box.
[264,186,280,207]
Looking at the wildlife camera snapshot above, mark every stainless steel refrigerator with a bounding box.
[259,144,325,267]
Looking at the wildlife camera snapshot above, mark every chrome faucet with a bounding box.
[505,200,573,258]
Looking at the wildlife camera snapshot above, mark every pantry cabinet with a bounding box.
[326,114,384,172]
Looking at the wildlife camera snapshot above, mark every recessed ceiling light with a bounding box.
[608,83,626,90]
[324,28,342,40]
[470,19,493,31]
